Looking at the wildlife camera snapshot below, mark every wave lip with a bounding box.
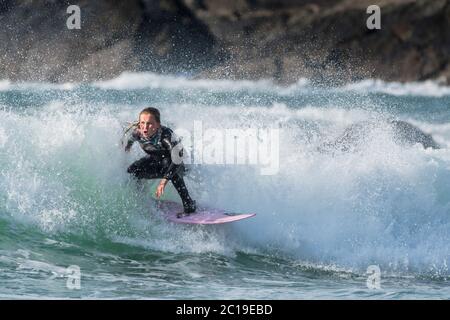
[2,73,450,98]
[0,72,308,93]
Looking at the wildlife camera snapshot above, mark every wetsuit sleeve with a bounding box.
[161,131,183,180]
[125,130,139,150]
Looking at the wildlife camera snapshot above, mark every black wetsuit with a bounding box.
[126,126,195,213]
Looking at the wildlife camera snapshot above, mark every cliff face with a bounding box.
[0,0,449,84]
[188,0,450,84]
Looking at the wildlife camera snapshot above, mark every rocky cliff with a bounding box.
[0,0,449,84]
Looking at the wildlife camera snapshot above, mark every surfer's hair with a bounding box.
[139,107,160,124]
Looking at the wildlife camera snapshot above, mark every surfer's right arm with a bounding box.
[124,130,139,152]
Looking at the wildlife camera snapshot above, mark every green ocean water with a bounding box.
[1,74,450,299]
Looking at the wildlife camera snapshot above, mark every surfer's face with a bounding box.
[139,113,160,138]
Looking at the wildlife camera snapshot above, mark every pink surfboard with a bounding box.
[156,200,256,225]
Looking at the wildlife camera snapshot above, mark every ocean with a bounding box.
[1,73,450,299]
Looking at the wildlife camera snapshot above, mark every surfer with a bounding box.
[124,107,196,214]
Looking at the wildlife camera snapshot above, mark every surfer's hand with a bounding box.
[155,179,168,198]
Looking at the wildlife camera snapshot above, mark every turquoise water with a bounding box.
[1,74,450,299]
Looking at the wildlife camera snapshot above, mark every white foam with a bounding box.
[0,126,7,148]
[0,79,12,91]
[0,79,77,91]
[92,71,291,92]
[160,103,450,274]
[1,97,450,275]
[339,79,450,97]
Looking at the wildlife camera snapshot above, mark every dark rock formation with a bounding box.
[0,0,224,82]
[390,120,440,149]
[319,120,440,153]
[0,0,449,84]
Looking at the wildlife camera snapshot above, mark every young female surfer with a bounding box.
[124,107,196,214]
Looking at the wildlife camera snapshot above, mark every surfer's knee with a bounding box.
[127,164,137,174]
[127,163,144,179]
